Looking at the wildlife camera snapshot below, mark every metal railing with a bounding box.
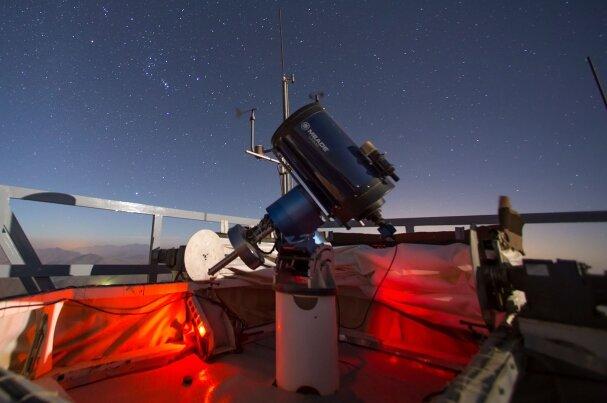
[0,184,258,294]
[322,211,607,233]
[1,184,606,295]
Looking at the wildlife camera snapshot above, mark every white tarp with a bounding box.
[333,243,483,331]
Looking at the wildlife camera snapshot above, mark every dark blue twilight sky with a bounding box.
[1,1,606,265]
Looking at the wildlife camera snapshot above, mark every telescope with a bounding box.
[206,100,399,395]
[208,101,399,277]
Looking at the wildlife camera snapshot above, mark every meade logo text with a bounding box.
[300,121,329,152]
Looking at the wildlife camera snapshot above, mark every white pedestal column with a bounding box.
[275,291,339,395]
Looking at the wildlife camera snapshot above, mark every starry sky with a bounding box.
[1,1,606,266]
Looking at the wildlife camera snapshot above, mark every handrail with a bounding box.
[0,185,258,226]
[1,183,606,295]
[0,184,259,293]
[322,210,607,233]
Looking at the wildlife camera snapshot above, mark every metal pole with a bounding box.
[278,9,294,194]
[279,8,289,123]
[280,76,293,193]
[249,109,256,151]
[279,163,290,196]
[281,76,290,121]
[208,250,239,277]
[208,225,274,276]
[587,56,607,111]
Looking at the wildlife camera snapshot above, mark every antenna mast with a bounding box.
[279,8,295,121]
[238,9,296,196]
[278,8,294,194]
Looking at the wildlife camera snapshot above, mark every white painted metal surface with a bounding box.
[184,230,224,281]
[275,291,339,395]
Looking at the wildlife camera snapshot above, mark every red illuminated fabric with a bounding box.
[334,243,484,365]
[52,294,187,368]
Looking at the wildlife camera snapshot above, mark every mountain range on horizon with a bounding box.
[0,244,150,265]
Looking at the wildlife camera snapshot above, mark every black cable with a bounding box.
[0,293,190,316]
[0,299,65,312]
[70,295,188,316]
[339,246,399,330]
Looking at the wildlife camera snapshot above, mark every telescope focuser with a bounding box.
[360,141,400,182]
[367,210,397,241]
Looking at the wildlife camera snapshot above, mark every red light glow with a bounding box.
[197,322,207,338]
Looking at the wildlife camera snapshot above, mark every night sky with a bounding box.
[1,1,606,265]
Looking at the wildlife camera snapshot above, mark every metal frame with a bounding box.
[323,211,607,234]
[1,184,606,295]
[0,184,258,292]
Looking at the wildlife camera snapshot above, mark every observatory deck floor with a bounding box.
[64,335,456,403]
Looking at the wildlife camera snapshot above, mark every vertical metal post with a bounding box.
[249,109,256,151]
[469,225,481,270]
[0,189,25,266]
[220,219,229,234]
[281,76,291,121]
[148,214,163,283]
[0,188,53,293]
[278,8,294,195]
[279,165,290,196]
[279,75,294,195]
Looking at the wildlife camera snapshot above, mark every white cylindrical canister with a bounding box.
[275,291,339,395]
